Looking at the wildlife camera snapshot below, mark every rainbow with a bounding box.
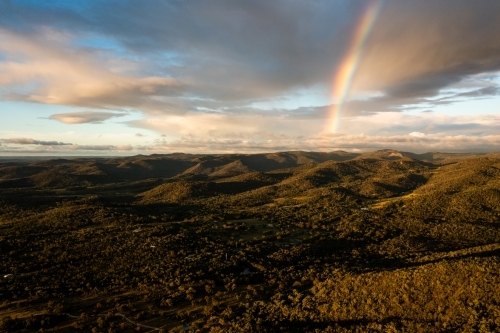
[327,0,384,133]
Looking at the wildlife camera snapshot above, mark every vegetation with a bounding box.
[1,149,500,332]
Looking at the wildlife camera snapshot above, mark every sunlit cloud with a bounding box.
[48,111,128,124]
[138,132,500,154]
[68,144,134,151]
[0,28,180,111]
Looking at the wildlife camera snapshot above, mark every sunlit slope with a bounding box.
[210,158,432,209]
[403,157,500,222]
[139,157,431,205]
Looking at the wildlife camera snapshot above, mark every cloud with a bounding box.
[127,111,324,141]
[48,111,128,124]
[0,27,181,111]
[135,133,145,137]
[69,144,133,151]
[0,138,72,145]
[120,109,500,153]
[84,0,349,98]
[0,137,134,152]
[1,0,500,153]
[0,1,354,112]
[116,145,133,151]
[453,86,500,98]
[4,111,500,154]
[409,132,426,138]
[135,131,500,154]
[1,0,499,119]
[353,1,500,99]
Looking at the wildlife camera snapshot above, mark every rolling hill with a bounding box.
[2,150,500,332]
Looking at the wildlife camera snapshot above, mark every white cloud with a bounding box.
[131,132,500,154]
[128,112,323,140]
[3,110,500,155]
[120,111,500,153]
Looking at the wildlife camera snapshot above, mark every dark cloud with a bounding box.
[91,0,351,94]
[0,0,356,105]
[0,138,72,145]
[454,86,500,98]
[1,0,500,118]
[355,0,500,99]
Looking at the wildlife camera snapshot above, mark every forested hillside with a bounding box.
[1,150,500,332]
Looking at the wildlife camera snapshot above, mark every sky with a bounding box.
[1,0,500,155]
